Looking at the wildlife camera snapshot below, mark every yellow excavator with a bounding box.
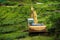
[28,6,46,32]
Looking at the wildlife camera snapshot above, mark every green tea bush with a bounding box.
[0,3,60,40]
[0,31,28,40]
[0,25,21,33]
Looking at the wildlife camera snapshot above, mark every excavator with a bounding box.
[28,6,46,32]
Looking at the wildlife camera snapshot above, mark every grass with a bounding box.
[18,35,54,40]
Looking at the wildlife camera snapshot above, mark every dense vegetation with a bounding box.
[0,0,60,6]
[0,0,60,40]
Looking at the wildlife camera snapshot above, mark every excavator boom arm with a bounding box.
[31,6,38,24]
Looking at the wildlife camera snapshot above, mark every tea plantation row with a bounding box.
[0,4,60,40]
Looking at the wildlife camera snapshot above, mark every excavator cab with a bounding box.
[28,18,34,26]
[28,6,46,32]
